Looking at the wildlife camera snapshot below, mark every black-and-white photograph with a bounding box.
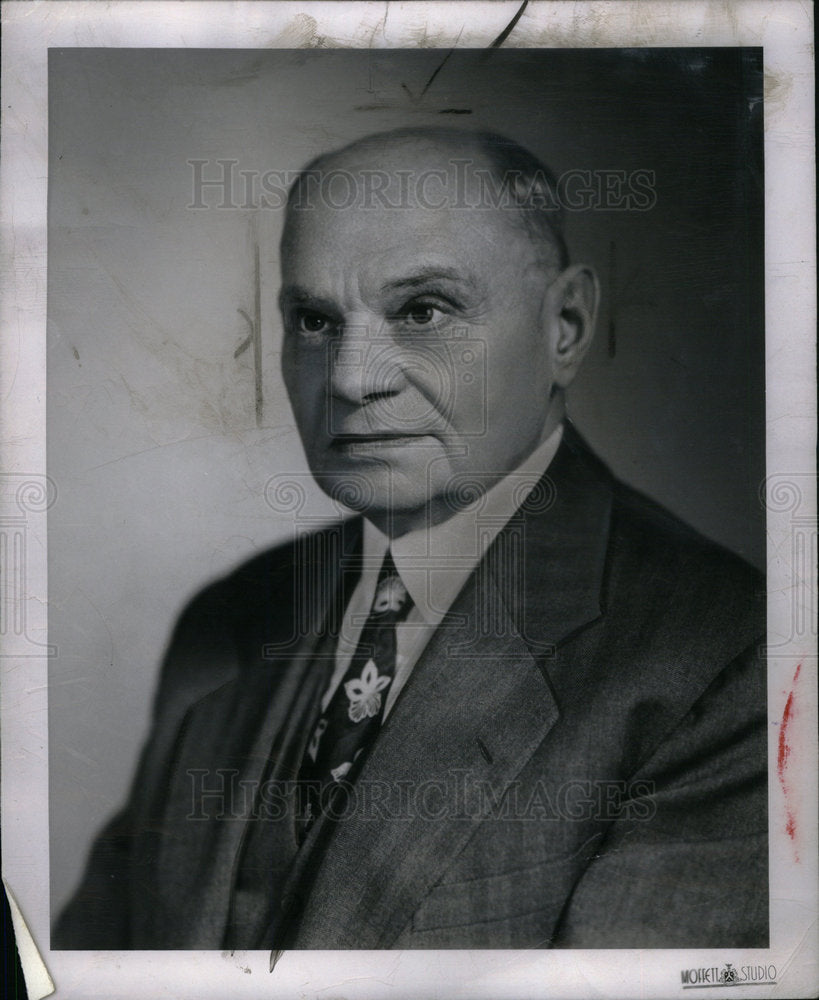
[2,4,817,998]
[47,45,770,953]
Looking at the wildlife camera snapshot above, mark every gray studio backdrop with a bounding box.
[48,48,765,917]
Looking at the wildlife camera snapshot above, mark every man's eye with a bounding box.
[296,311,333,335]
[396,302,443,327]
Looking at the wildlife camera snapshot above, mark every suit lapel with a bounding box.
[283,568,558,948]
[504,423,612,655]
[284,433,615,948]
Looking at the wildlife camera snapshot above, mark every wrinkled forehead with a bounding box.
[280,137,538,285]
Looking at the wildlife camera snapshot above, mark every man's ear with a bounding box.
[546,264,599,388]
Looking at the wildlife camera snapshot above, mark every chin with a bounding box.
[313,461,443,524]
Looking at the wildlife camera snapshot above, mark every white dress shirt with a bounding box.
[321,424,564,719]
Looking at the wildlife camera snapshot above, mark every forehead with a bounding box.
[280,139,538,290]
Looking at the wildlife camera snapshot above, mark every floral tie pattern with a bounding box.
[298,552,411,835]
[344,661,392,722]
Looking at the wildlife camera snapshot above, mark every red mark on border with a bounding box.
[777,663,802,856]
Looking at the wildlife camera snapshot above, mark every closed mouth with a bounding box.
[331,434,431,448]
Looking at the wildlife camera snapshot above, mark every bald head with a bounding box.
[277,125,598,535]
[282,127,569,273]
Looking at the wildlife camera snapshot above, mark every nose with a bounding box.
[328,319,407,407]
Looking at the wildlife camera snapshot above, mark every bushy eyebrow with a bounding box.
[379,268,477,294]
[278,286,337,313]
[278,268,477,313]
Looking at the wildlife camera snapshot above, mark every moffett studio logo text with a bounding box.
[680,963,777,989]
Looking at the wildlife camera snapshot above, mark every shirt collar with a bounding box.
[362,424,564,623]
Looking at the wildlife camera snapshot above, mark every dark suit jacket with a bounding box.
[54,428,767,950]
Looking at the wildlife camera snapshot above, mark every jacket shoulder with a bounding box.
[602,474,765,666]
[152,521,358,721]
[610,476,763,598]
[561,426,764,647]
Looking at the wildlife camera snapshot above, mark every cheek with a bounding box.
[282,370,325,453]
[408,346,486,434]
[486,326,549,403]
[280,340,300,397]
[282,346,324,410]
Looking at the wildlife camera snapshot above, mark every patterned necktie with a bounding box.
[298,551,412,836]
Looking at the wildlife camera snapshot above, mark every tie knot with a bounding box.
[370,552,411,619]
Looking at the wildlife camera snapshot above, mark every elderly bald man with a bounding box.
[55,127,766,951]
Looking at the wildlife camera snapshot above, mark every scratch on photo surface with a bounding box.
[487,0,529,49]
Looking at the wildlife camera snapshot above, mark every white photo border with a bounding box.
[1,2,816,998]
